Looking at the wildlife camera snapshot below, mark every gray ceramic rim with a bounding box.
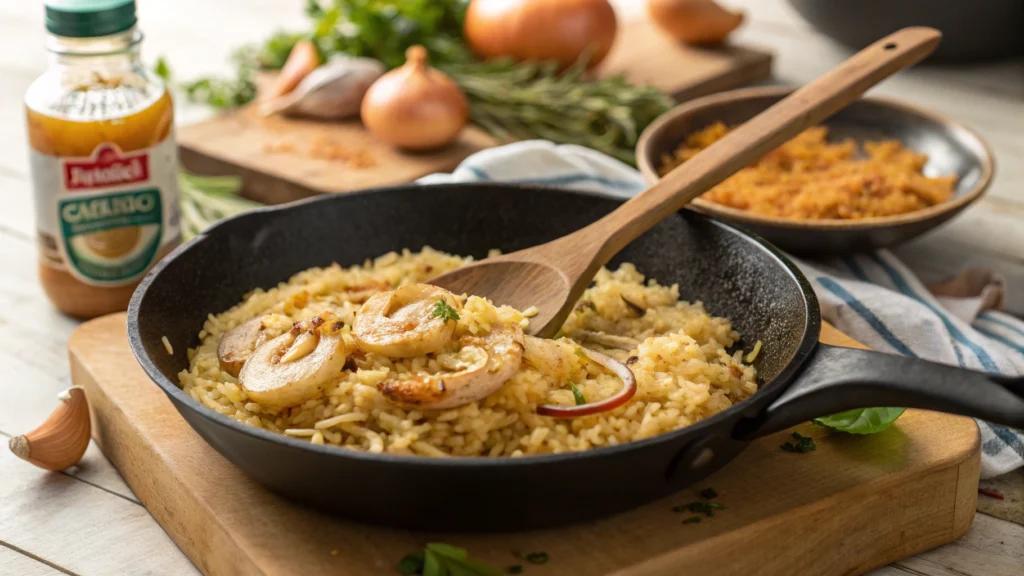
[127,183,821,469]
[635,85,996,231]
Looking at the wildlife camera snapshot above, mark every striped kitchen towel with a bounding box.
[420,140,1024,478]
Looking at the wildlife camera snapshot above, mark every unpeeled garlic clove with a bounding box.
[259,55,385,120]
[9,386,90,471]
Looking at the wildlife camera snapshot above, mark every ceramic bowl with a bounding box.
[636,86,994,256]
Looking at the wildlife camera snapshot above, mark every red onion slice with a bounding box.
[536,347,637,418]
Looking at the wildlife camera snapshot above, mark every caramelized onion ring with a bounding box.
[536,348,637,418]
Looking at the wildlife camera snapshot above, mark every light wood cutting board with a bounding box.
[70,314,980,576]
[177,18,772,205]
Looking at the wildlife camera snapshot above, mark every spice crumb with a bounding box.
[330,549,339,557]
[507,565,524,574]
[978,488,1005,500]
[682,517,701,524]
[699,488,718,499]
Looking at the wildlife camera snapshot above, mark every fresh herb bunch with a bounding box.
[178,172,262,240]
[180,0,671,165]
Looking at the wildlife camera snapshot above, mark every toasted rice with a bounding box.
[179,248,758,457]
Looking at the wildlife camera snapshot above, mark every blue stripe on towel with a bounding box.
[466,166,492,181]
[980,312,1024,339]
[868,254,997,372]
[841,256,871,283]
[974,324,1024,358]
[987,423,1024,459]
[816,277,917,357]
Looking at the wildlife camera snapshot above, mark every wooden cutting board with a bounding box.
[177,19,772,205]
[69,313,980,576]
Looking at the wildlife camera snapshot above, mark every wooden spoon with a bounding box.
[431,27,942,337]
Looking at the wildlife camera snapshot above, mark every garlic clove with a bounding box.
[9,386,91,471]
[263,39,320,100]
[259,55,385,120]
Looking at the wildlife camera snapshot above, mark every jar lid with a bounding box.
[45,0,137,38]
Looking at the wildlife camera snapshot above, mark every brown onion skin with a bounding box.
[360,46,469,151]
[647,0,744,46]
[465,0,618,70]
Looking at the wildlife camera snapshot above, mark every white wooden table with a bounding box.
[1,1,1021,574]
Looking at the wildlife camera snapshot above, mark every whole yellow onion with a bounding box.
[465,0,618,70]
[360,46,469,151]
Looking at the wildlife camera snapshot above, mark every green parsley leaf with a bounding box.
[699,488,718,499]
[781,432,816,453]
[682,517,702,524]
[813,407,905,434]
[673,501,725,516]
[569,383,586,405]
[432,299,460,323]
[397,551,425,575]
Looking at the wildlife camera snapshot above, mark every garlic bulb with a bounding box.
[260,56,386,120]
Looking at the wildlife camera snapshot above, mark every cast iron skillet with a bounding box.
[128,183,1024,531]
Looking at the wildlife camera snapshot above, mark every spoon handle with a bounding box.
[582,27,941,264]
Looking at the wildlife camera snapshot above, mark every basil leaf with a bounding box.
[426,543,468,560]
[445,556,505,576]
[397,551,425,575]
[423,549,447,576]
[813,407,906,434]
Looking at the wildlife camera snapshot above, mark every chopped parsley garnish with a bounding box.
[398,544,503,576]
[781,432,816,453]
[507,566,524,574]
[431,299,460,323]
[569,383,586,405]
[700,488,718,500]
[523,552,549,565]
[574,346,587,360]
[673,501,725,516]
[682,517,702,524]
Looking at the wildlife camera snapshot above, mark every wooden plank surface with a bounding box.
[177,18,772,204]
[0,0,1021,574]
[69,313,981,576]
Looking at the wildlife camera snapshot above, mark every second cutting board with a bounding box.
[177,19,772,205]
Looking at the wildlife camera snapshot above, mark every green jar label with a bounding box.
[30,137,180,287]
[58,188,163,283]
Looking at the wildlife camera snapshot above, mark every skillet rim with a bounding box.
[127,182,821,468]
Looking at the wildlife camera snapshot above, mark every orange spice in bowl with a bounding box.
[657,123,957,220]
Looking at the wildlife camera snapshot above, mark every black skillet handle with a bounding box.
[734,343,1024,439]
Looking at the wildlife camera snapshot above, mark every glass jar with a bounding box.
[25,0,180,319]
